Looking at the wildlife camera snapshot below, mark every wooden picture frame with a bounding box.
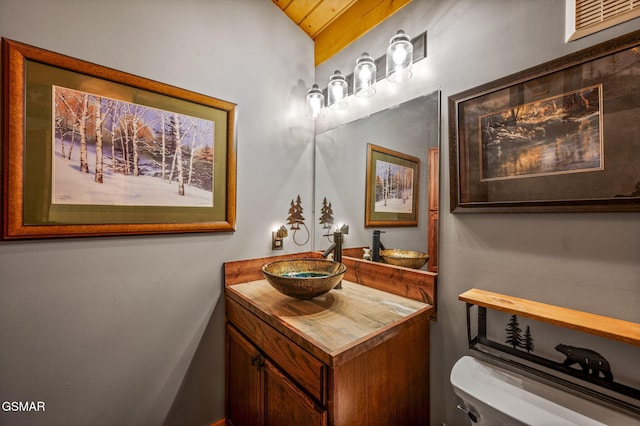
[449,29,640,213]
[365,143,420,227]
[2,38,236,239]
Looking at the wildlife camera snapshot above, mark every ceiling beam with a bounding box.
[301,0,359,38]
[313,0,412,66]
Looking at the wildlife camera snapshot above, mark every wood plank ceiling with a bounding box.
[272,0,412,65]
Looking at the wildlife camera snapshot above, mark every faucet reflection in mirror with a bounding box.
[371,229,386,262]
[305,30,426,119]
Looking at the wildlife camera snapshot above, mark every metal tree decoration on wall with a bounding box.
[319,197,334,229]
[286,195,309,245]
[287,195,305,230]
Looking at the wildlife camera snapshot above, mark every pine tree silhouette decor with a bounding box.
[523,325,535,353]
[504,315,535,353]
[287,195,305,230]
[505,315,523,349]
[319,197,334,229]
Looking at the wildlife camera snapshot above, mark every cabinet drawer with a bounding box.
[227,298,326,403]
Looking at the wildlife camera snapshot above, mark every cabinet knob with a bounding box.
[251,354,265,369]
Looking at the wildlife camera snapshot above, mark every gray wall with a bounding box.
[0,1,314,425]
[1,0,639,425]
[316,1,640,424]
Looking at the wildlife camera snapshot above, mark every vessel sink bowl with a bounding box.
[380,249,429,269]
[262,258,347,300]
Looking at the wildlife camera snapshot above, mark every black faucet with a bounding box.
[371,230,386,262]
[322,230,344,289]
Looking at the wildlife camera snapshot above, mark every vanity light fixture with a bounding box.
[306,83,324,120]
[353,53,376,98]
[386,30,413,83]
[327,70,348,110]
[305,30,426,118]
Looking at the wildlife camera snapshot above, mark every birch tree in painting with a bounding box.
[55,88,83,161]
[54,92,66,158]
[94,97,105,183]
[118,112,132,176]
[119,103,150,177]
[186,118,215,189]
[159,111,169,180]
[78,93,90,173]
[106,99,120,175]
[53,85,216,207]
[170,113,185,196]
[187,118,199,187]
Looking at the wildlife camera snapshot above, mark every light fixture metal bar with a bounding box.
[321,30,427,99]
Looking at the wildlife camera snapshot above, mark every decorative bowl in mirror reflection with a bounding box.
[380,249,429,269]
[261,258,347,300]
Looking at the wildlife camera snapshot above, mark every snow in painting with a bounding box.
[52,86,215,207]
[374,160,414,213]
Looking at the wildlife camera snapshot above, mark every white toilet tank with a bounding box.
[450,355,639,426]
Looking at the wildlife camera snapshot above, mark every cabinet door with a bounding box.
[263,359,327,426]
[226,325,262,426]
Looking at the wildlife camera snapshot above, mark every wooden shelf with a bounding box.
[459,288,640,347]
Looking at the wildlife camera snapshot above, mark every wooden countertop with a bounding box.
[226,279,434,364]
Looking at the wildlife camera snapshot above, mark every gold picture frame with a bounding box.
[2,38,236,239]
[365,143,420,227]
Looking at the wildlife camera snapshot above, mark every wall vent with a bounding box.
[567,0,640,41]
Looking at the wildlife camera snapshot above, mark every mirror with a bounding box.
[314,91,441,271]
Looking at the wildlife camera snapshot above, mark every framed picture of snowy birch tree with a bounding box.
[2,38,236,239]
[365,143,420,227]
[449,29,640,213]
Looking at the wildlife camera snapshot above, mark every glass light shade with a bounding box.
[327,70,348,110]
[353,53,376,98]
[386,30,413,82]
[306,84,324,119]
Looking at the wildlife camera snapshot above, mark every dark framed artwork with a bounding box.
[449,29,640,213]
[2,38,236,239]
[365,143,420,227]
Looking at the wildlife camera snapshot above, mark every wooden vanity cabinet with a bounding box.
[226,325,261,426]
[225,279,433,426]
[226,324,326,426]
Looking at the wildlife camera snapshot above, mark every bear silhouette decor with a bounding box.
[555,344,614,381]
